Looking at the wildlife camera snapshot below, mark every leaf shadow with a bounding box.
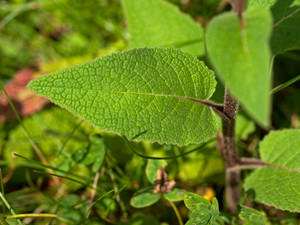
[245,188,256,200]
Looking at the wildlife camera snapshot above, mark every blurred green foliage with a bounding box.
[0,0,124,83]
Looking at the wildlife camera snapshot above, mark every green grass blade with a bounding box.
[105,184,127,217]
[112,185,126,199]
[15,153,89,181]
[271,74,300,94]
[6,214,58,219]
[0,3,35,31]
[0,169,4,194]
[0,169,5,215]
[0,192,23,225]
[0,82,52,176]
[56,120,84,157]
[85,189,115,218]
[33,170,98,191]
[0,83,24,127]
[123,135,215,160]
[25,170,67,207]
[0,213,9,225]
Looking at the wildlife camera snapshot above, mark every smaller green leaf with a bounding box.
[146,159,167,184]
[209,198,219,224]
[130,187,161,208]
[184,192,211,213]
[164,188,186,202]
[185,216,210,225]
[184,193,220,225]
[214,215,231,225]
[244,129,300,212]
[238,205,267,225]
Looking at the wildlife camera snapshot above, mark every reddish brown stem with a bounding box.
[222,88,240,212]
[230,0,247,18]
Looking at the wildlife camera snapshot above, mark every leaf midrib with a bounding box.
[46,85,210,105]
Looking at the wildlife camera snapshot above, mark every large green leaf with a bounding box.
[27,47,218,146]
[122,0,204,56]
[206,6,272,127]
[248,0,300,55]
[238,205,267,225]
[244,129,300,212]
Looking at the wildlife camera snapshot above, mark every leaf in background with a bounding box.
[244,129,300,212]
[130,187,161,208]
[122,0,204,56]
[28,47,218,146]
[146,159,167,184]
[184,192,219,225]
[72,145,90,163]
[206,6,272,127]
[178,149,224,184]
[235,113,255,140]
[71,134,106,173]
[3,106,94,165]
[210,198,219,224]
[89,134,106,173]
[164,188,186,202]
[248,0,300,55]
[95,197,117,216]
[0,68,49,122]
[238,205,267,225]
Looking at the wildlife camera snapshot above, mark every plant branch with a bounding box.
[221,88,240,213]
[218,0,247,213]
[222,88,239,167]
[228,158,300,174]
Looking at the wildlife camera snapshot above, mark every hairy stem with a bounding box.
[222,88,240,212]
[231,158,300,173]
[230,0,247,18]
[217,0,248,213]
